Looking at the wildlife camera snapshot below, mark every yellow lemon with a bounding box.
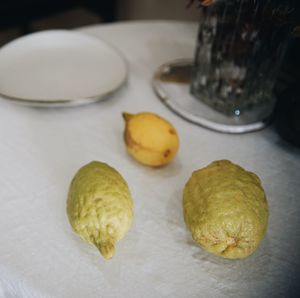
[183,160,269,259]
[67,161,134,259]
[122,112,179,167]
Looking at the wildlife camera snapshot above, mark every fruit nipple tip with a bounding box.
[97,242,116,260]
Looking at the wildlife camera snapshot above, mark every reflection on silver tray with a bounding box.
[152,59,271,134]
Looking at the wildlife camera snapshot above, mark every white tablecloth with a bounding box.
[0,21,299,298]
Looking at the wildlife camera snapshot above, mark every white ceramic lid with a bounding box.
[0,30,127,106]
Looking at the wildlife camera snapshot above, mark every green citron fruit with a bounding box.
[67,161,134,259]
[183,160,269,259]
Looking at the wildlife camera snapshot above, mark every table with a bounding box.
[0,21,299,298]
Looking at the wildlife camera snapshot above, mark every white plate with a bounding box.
[0,30,127,107]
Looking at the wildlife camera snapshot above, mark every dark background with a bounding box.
[0,0,116,45]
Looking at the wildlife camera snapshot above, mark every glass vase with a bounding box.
[190,0,295,124]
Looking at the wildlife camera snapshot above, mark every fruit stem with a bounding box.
[122,112,133,122]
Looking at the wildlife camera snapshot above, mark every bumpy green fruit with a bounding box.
[67,161,133,259]
[183,160,269,259]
